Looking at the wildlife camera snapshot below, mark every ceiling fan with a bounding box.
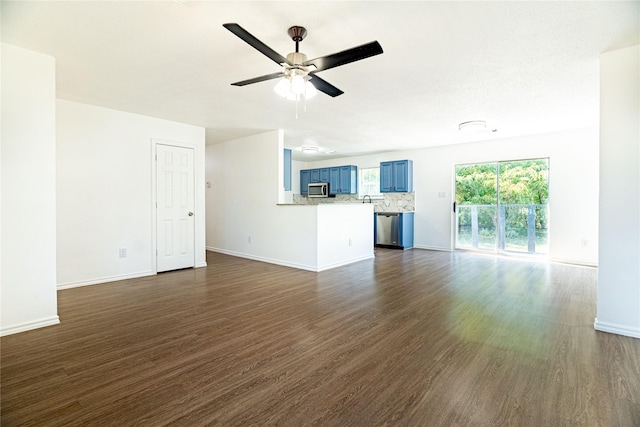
[223,23,383,98]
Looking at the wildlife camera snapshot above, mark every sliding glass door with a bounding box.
[455,159,549,255]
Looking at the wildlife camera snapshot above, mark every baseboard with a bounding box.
[1,315,60,337]
[57,270,156,290]
[594,319,640,339]
[412,245,453,252]
[207,247,319,271]
[317,254,375,272]
[550,257,598,268]
[206,247,373,272]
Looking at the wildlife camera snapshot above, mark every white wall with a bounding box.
[206,131,373,271]
[301,127,599,265]
[1,44,59,335]
[56,100,206,288]
[596,45,640,339]
[206,131,319,269]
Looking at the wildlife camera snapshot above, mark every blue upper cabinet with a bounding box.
[393,160,412,192]
[380,162,394,192]
[338,165,357,194]
[380,160,413,192]
[329,165,357,194]
[300,170,310,195]
[300,165,358,195]
[329,167,340,195]
[283,149,292,191]
[319,168,330,183]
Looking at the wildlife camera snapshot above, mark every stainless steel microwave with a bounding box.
[308,182,332,198]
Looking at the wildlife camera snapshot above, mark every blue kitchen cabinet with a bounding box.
[374,212,414,249]
[329,165,357,194]
[300,170,310,195]
[339,165,357,194]
[319,168,330,183]
[401,212,415,248]
[301,165,358,195]
[310,169,321,183]
[380,160,413,192]
[329,167,340,194]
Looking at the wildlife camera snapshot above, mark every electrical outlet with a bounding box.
[348,238,353,246]
[119,248,127,258]
[248,235,252,244]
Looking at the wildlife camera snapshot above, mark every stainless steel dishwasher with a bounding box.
[376,213,400,246]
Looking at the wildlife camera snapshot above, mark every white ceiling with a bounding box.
[2,1,639,160]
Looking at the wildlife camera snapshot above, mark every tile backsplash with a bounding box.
[291,192,415,212]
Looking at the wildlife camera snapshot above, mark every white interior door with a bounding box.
[156,144,195,272]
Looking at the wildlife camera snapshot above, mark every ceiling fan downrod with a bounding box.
[288,26,307,53]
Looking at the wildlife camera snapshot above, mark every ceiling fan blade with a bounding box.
[223,23,292,66]
[231,71,285,86]
[302,41,383,72]
[309,74,344,97]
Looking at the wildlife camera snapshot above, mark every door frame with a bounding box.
[151,138,203,273]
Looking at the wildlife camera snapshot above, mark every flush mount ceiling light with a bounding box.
[459,120,486,132]
[301,146,320,153]
[298,146,337,155]
[458,120,497,133]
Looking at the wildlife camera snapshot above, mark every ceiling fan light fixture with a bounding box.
[274,78,291,98]
[273,74,317,100]
[290,74,306,95]
[304,80,317,99]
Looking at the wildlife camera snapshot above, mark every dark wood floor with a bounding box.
[2,249,640,426]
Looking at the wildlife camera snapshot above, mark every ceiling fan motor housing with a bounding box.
[286,52,308,65]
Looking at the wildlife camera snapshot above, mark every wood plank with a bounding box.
[2,249,639,426]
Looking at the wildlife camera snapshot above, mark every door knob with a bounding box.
[188,212,194,216]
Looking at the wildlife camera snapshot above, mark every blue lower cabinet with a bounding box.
[374,212,414,249]
[400,213,414,249]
